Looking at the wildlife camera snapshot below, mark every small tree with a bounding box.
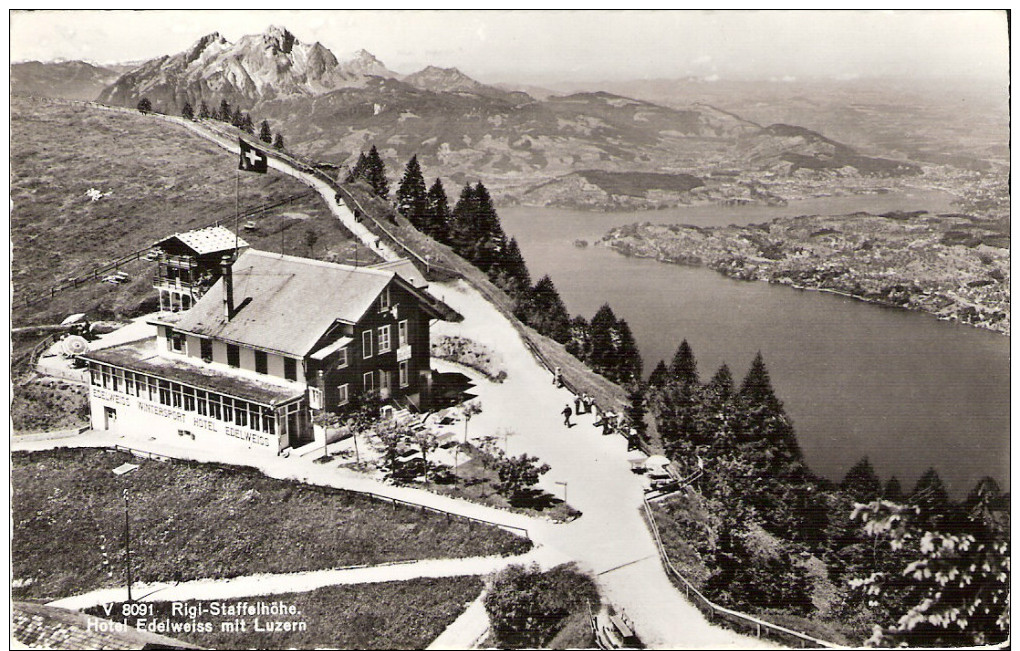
[231,107,244,128]
[364,145,390,199]
[181,101,194,120]
[136,97,152,113]
[396,155,429,228]
[218,99,231,122]
[273,133,285,150]
[198,101,210,119]
[841,456,882,503]
[485,448,550,502]
[303,228,319,254]
[241,112,254,134]
[259,119,273,143]
[461,400,483,443]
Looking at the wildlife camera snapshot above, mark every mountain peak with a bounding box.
[404,65,484,93]
[259,25,297,54]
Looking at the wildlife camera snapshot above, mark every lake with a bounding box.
[499,189,1010,496]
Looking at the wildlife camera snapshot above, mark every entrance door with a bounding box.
[103,406,118,431]
[379,370,391,399]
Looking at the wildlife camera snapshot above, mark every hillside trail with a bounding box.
[37,109,774,649]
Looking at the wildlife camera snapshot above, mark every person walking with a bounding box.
[562,404,573,427]
[581,393,592,414]
[574,395,582,415]
[553,367,563,387]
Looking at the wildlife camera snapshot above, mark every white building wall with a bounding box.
[268,353,287,379]
[88,384,287,454]
[212,340,228,365]
[239,346,256,372]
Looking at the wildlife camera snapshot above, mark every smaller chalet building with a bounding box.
[152,226,248,312]
[82,249,455,454]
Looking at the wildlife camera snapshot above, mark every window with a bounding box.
[90,366,101,386]
[171,383,183,409]
[336,348,348,369]
[101,367,111,388]
[209,395,222,420]
[158,380,171,406]
[112,369,123,392]
[167,328,185,353]
[197,390,208,416]
[227,344,240,368]
[377,325,391,353]
[183,387,195,412]
[222,397,233,423]
[262,408,276,434]
[379,370,391,392]
[249,405,261,431]
[235,402,248,427]
[337,383,349,406]
[200,338,213,361]
[399,360,409,387]
[362,330,373,359]
[309,387,323,410]
[125,371,134,395]
[254,350,268,374]
[398,320,408,347]
[284,357,297,381]
[363,371,374,392]
[379,286,390,310]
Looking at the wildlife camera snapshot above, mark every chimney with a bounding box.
[221,254,234,319]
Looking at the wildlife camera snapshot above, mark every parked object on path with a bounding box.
[591,605,642,650]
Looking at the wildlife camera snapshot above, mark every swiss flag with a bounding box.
[238,139,268,174]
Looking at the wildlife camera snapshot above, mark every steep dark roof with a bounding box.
[169,249,448,356]
[81,338,305,406]
[12,601,201,649]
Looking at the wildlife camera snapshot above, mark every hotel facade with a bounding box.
[82,246,455,454]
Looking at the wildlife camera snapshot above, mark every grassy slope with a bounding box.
[85,576,484,649]
[10,96,378,327]
[12,449,530,600]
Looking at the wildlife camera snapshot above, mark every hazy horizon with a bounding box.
[10,9,1009,86]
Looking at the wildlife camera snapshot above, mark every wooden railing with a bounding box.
[640,498,837,648]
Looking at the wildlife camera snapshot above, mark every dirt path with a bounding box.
[48,548,563,612]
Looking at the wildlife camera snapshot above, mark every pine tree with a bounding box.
[396,155,428,228]
[564,315,591,362]
[589,304,619,379]
[424,178,452,244]
[497,237,531,296]
[364,145,389,199]
[521,276,572,343]
[648,360,670,388]
[136,97,152,113]
[218,99,231,122]
[841,456,882,503]
[273,133,285,150]
[911,467,952,526]
[884,476,904,501]
[739,351,779,408]
[708,364,734,397]
[470,181,508,273]
[259,119,273,144]
[669,339,699,386]
[346,153,369,183]
[241,112,255,134]
[198,101,210,119]
[450,183,479,254]
[616,319,643,384]
[231,107,244,128]
[181,101,194,120]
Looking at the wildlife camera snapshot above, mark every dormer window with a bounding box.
[167,328,185,354]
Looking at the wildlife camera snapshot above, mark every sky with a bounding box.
[9,9,1010,85]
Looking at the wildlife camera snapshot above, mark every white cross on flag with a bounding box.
[238,138,268,174]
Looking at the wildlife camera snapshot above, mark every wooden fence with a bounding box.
[641,498,837,648]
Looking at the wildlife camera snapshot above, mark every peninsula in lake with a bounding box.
[600,209,1010,334]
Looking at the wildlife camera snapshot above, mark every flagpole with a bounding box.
[234,165,239,258]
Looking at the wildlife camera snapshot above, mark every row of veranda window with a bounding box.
[90,363,279,434]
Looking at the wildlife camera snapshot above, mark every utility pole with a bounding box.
[123,488,133,602]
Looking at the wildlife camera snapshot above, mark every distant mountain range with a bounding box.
[10,60,120,101]
[12,25,940,207]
